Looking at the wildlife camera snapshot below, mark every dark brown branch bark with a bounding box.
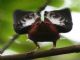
[0,45,80,60]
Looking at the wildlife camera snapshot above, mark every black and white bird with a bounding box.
[13,8,73,48]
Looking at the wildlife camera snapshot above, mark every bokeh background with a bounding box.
[0,0,80,60]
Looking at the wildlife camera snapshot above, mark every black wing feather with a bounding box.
[13,10,33,34]
[55,8,73,33]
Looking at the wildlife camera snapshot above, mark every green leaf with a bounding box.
[0,0,47,12]
[9,35,36,53]
[49,0,64,7]
[0,20,14,42]
[71,0,80,12]
[57,39,73,48]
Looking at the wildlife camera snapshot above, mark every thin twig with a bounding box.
[0,34,19,54]
[37,0,51,14]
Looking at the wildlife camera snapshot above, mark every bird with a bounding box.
[13,8,73,49]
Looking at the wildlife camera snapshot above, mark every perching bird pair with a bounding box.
[13,8,73,48]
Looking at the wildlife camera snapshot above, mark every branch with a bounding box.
[0,34,19,54]
[1,45,80,60]
[37,0,51,14]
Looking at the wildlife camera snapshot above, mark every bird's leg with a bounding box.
[33,41,40,51]
[52,41,57,49]
[34,42,40,49]
[27,41,41,56]
[53,41,56,48]
[27,41,40,54]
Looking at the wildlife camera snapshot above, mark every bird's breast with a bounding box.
[28,22,60,42]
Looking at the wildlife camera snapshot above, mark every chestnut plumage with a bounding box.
[13,8,72,48]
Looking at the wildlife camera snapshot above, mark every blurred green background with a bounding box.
[0,0,80,60]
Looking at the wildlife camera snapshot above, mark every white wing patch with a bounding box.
[48,17,65,26]
[20,13,39,27]
[21,18,35,27]
[46,13,65,26]
[50,17,61,25]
